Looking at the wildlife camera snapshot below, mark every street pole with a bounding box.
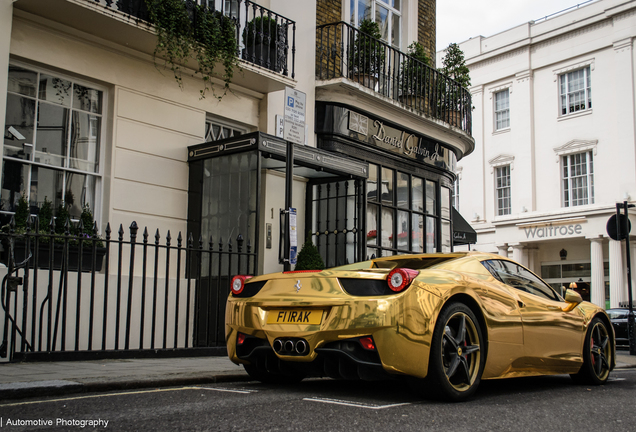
[624,201,636,356]
[283,141,294,272]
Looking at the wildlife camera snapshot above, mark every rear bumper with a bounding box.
[234,334,390,380]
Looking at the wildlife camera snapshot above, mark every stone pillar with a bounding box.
[590,238,605,308]
[609,239,625,308]
[497,244,509,258]
[511,244,527,267]
[526,248,538,274]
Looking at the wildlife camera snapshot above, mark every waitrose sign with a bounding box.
[523,223,583,239]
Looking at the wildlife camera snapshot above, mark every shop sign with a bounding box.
[314,103,456,171]
[523,223,583,239]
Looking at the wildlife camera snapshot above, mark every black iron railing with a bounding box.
[92,0,295,78]
[0,217,256,362]
[316,22,472,134]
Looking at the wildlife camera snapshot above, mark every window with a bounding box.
[483,259,559,302]
[350,0,401,48]
[452,178,459,211]
[205,118,244,142]
[366,164,437,258]
[494,89,510,130]
[559,67,591,115]
[2,63,104,223]
[562,152,593,207]
[495,165,511,215]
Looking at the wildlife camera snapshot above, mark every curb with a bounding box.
[0,374,252,402]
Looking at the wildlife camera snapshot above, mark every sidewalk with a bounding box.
[1,352,635,401]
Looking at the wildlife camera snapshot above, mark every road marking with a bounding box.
[194,386,257,394]
[303,397,411,410]
[0,386,254,407]
[608,377,626,381]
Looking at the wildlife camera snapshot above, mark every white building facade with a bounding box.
[451,0,636,308]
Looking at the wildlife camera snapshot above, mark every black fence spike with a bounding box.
[237,234,244,252]
[105,222,112,240]
[188,232,194,248]
[209,236,214,251]
[219,237,223,252]
[143,227,149,243]
[49,216,55,234]
[118,224,124,241]
[64,217,71,236]
[26,215,33,232]
[197,234,202,249]
[78,218,84,233]
[155,229,160,244]
[93,221,99,238]
[177,232,183,247]
[166,230,171,246]
[130,221,139,238]
[247,239,252,253]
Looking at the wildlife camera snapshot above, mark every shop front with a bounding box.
[492,211,636,309]
[314,102,475,265]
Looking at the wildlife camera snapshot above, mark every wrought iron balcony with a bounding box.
[90,0,296,78]
[316,22,471,135]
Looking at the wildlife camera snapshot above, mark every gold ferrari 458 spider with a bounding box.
[225,252,614,401]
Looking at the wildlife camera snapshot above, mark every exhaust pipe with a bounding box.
[284,339,295,353]
[295,339,308,355]
[273,339,283,353]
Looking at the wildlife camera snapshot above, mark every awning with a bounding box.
[452,207,477,245]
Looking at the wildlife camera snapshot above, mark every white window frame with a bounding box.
[349,0,402,48]
[2,60,107,224]
[561,151,594,207]
[559,66,592,116]
[494,89,510,131]
[495,165,511,216]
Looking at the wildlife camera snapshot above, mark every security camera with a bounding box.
[8,126,26,141]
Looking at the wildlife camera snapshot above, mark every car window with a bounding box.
[482,259,559,302]
[607,310,628,319]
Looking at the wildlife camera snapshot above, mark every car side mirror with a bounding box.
[562,289,583,312]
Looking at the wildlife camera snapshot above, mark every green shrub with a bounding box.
[294,237,325,271]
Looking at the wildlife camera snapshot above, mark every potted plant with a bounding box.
[349,19,386,88]
[1,196,106,272]
[294,236,325,271]
[399,41,431,112]
[438,42,471,127]
[242,15,285,72]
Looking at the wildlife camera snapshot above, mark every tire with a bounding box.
[425,302,485,402]
[570,317,612,385]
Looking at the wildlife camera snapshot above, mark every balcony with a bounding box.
[13,0,296,93]
[316,22,473,157]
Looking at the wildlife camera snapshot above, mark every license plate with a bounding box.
[267,310,323,325]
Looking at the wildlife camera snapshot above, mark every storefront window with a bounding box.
[364,164,440,256]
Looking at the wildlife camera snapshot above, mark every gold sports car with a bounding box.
[225,252,615,401]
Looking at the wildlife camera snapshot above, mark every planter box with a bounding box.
[7,241,106,272]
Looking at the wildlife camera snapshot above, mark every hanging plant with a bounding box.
[145,0,239,99]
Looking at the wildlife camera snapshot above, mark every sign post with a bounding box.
[607,202,636,355]
[280,87,306,271]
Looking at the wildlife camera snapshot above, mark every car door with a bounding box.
[483,260,585,373]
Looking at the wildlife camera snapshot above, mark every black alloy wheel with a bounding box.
[426,302,485,402]
[571,317,612,385]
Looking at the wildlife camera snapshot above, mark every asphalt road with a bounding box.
[1,370,636,431]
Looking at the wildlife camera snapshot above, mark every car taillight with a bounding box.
[231,275,253,295]
[237,333,246,345]
[359,336,376,350]
[386,268,419,292]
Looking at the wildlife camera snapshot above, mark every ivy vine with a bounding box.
[145,0,239,99]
